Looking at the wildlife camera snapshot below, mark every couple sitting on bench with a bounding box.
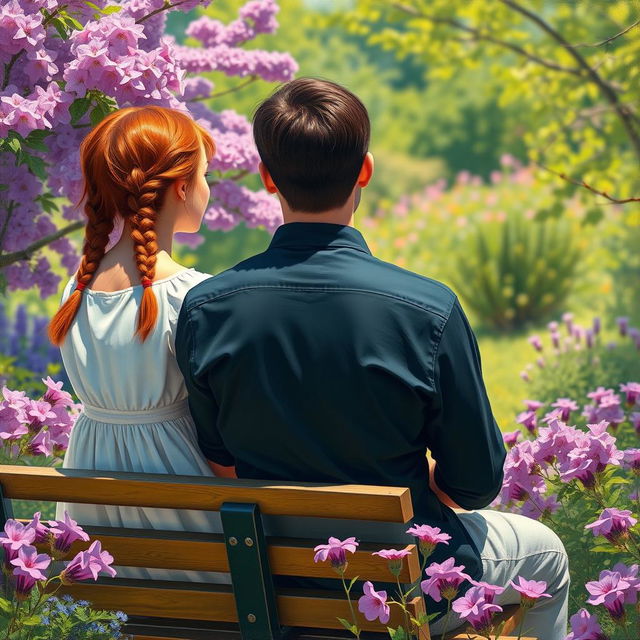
[47,77,569,639]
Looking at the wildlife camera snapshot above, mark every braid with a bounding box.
[126,167,161,342]
[47,198,114,346]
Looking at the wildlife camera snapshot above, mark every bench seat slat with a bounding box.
[0,465,412,522]
[58,581,425,633]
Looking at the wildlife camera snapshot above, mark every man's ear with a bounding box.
[258,161,278,194]
[357,152,374,188]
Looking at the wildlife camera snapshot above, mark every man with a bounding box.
[175,77,569,638]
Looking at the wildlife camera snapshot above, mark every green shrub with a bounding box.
[451,212,580,329]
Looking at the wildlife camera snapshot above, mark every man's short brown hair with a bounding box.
[252,77,370,213]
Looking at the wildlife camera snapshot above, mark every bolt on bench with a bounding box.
[0,465,534,640]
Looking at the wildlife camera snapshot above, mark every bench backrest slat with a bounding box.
[0,465,412,522]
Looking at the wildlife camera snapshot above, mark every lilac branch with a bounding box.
[0,220,84,269]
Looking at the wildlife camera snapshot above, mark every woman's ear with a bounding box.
[174,178,188,201]
[258,161,278,194]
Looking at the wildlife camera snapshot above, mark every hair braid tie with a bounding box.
[141,277,152,288]
[75,282,87,292]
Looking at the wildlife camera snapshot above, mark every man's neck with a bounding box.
[282,211,355,227]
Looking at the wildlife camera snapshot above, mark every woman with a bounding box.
[48,105,233,582]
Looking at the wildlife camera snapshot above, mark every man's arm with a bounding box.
[175,302,236,476]
[423,298,506,511]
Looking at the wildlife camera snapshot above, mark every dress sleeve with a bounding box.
[175,299,235,466]
[423,298,506,510]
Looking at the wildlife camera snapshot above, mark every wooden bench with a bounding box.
[0,465,534,640]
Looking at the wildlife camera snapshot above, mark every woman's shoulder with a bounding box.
[164,268,212,307]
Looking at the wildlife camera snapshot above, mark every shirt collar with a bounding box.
[267,222,372,255]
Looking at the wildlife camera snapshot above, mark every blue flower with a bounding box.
[115,611,128,622]
[61,594,74,603]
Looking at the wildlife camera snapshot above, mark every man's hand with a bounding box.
[207,460,237,478]
[427,453,467,511]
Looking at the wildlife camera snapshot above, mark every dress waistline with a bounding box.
[80,399,190,424]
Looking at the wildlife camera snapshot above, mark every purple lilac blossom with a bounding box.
[1,0,296,295]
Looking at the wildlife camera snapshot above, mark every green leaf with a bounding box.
[101,5,122,13]
[89,104,110,126]
[7,137,21,154]
[0,184,8,191]
[63,14,84,30]
[20,615,41,626]
[414,612,438,625]
[0,598,12,614]
[338,617,353,632]
[22,153,47,181]
[582,207,604,226]
[590,544,619,553]
[348,575,359,591]
[50,16,68,39]
[387,625,408,640]
[69,97,91,124]
[23,135,50,153]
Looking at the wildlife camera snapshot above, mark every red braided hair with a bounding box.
[48,106,215,346]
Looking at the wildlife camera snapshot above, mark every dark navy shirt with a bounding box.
[175,222,506,588]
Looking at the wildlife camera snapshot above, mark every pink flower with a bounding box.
[632,412,640,435]
[469,580,505,604]
[10,544,50,599]
[616,317,629,336]
[586,570,632,620]
[565,608,607,640]
[452,585,502,632]
[551,398,579,422]
[516,410,537,434]
[25,511,49,544]
[313,536,358,571]
[60,540,116,584]
[620,382,640,407]
[406,524,451,558]
[528,335,543,352]
[42,376,74,407]
[503,429,521,448]
[421,557,471,602]
[585,508,637,543]
[372,548,412,577]
[0,405,28,441]
[47,510,90,555]
[372,548,412,561]
[520,494,560,521]
[357,581,390,624]
[509,577,551,607]
[0,519,36,566]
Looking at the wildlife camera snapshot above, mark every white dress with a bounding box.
[55,268,229,583]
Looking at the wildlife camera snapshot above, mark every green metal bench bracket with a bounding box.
[221,502,283,640]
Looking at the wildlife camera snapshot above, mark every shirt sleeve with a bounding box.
[175,302,235,467]
[423,298,506,510]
